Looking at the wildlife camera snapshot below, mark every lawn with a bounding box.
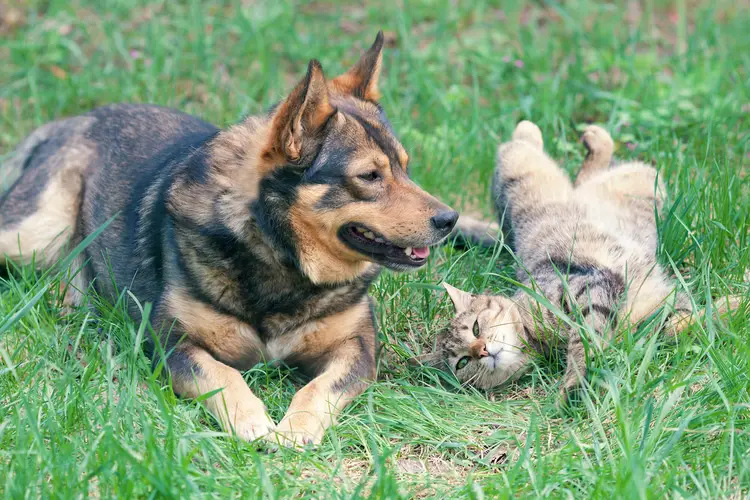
[1,0,749,497]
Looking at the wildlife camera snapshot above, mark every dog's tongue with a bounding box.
[412,247,430,259]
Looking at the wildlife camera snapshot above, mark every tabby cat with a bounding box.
[415,121,737,400]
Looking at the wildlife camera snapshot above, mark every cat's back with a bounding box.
[516,201,638,268]
[516,200,657,303]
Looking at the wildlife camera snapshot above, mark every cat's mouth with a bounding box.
[339,223,431,270]
[480,354,499,370]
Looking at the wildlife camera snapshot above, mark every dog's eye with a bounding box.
[455,356,470,370]
[357,170,380,182]
[472,320,479,337]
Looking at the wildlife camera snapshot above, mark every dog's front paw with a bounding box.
[264,414,324,450]
[230,412,276,442]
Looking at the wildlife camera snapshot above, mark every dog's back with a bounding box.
[0,104,218,306]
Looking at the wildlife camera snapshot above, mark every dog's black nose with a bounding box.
[431,210,459,232]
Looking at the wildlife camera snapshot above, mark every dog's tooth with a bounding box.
[375,237,385,243]
[404,246,412,256]
[364,231,375,240]
[356,226,365,233]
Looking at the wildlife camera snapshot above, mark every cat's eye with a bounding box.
[455,356,470,370]
[472,320,479,337]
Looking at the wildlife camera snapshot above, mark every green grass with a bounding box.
[1,0,749,497]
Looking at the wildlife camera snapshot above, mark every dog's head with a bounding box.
[257,32,458,284]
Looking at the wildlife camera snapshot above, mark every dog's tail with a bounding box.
[1,120,66,196]
[449,214,502,248]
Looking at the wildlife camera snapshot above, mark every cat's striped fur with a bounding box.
[417,121,740,399]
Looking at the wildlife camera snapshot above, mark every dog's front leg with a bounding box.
[169,344,276,441]
[269,300,377,448]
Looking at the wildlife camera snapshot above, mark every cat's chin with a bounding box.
[469,347,529,390]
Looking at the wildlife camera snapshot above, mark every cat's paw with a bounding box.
[556,380,588,413]
[511,120,544,150]
[581,125,614,158]
[556,387,576,414]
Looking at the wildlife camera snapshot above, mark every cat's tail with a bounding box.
[448,214,502,248]
[667,271,749,333]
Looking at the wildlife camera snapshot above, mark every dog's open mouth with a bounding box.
[339,224,430,269]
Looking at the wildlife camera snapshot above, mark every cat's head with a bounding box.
[413,283,532,389]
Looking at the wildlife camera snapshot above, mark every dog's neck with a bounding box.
[201,115,297,266]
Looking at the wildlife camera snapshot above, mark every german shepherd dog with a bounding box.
[0,33,459,447]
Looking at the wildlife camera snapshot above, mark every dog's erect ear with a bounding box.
[331,31,384,101]
[265,59,334,165]
[442,282,473,314]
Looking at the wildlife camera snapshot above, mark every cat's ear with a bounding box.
[408,351,442,368]
[442,282,473,314]
[503,301,525,332]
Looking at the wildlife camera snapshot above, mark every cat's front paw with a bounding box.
[556,386,572,413]
[556,380,587,413]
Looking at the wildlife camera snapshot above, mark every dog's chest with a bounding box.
[210,316,321,370]
[257,281,367,337]
[207,282,368,370]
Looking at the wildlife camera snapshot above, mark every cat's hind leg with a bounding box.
[573,123,664,212]
[662,292,695,335]
[492,121,573,236]
[511,120,544,149]
[574,125,614,187]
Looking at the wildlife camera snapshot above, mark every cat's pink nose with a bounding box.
[469,339,489,359]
